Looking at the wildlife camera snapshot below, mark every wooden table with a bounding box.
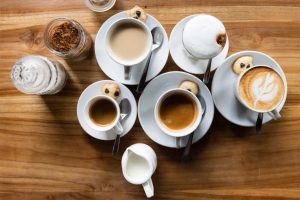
[1,1,300,199]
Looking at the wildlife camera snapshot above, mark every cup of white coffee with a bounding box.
[235,65,286,119]
[106,17,152,67]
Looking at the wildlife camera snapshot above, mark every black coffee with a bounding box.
[89,99,117,126]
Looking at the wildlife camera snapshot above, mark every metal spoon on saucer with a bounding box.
[182,94,206,163]
[136,27,164,93]
[203,58,212,85]
[112,98,131,155]
[256,113,263,134]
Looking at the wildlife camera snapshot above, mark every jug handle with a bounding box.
[142,178,154,198]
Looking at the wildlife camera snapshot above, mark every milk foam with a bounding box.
[252,73,279,108]
[239,67,284,112]
[182,14,226,59]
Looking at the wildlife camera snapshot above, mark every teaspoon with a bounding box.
[182,94,206,163]
[112,98,131,155]
[136,27,164,93]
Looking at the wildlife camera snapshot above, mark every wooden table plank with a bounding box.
[0,0,300,199]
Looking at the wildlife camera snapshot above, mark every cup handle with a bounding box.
[142,178,154,198]
[175,137,181,149]
[267,108,281,120]
[112,121,123,135]
[124,66,131,80]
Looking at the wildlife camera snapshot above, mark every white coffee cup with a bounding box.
[84,95,123,134]
[121,143,157,198]
[105,17,152,66]
[154,88,202,148]
[234,65,286,120]
[182,14,227,60]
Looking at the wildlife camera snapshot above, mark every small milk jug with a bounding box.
[121,143,157,198]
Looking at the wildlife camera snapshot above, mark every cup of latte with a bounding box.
[105,18,152,79]
[84,95,123,133]
[182,14,227,59]
[154,88,202,148]
[235,65,286,119]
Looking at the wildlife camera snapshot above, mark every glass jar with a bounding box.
[11,55,67,95]
[85,0,116,12]
[44,18,92,60]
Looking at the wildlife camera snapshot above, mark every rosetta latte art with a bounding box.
[239,67,284,112]
[252,73,279,108]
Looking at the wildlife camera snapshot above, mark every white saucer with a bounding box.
[95,11,169,85]
[211,51,288,127]
[138,71,215,148]
[77,80,137,140]
[169,15,229,74]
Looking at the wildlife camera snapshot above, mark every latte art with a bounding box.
[239,67,284,111]
[252,73,279,107]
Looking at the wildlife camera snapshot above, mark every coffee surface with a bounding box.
[239,67,284,111]
[159,93,198,131]
[109,22,148,61]
[89,98,117,126]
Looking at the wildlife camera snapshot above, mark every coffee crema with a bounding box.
[89,98,117,126]
[159,93,198,131]
[109,22,149,61]
[239,67,284,111]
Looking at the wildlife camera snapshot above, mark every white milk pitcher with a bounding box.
[121,143,157,198]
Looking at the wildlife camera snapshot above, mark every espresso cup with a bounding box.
[84,95,123,134]
[154,88,202,148]
[106,17,152,66]
[235,65,286,120]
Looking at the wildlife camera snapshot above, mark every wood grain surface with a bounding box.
[1,0,300,199]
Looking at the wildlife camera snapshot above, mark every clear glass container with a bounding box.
[44,18,92,60]
[85,0,116,12]
[11,55,67,95]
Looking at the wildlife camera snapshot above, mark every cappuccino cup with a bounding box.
[235,65,286,120]
[182,14,227,60]
[84,95,123,134]
[106,17,152,79]
[154,88,202,148]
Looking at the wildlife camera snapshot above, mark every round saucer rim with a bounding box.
[94,11,169,85]
[77,80,137,140]
[138,71,214,148]
[211,50,287,127]
[169,14,229,75]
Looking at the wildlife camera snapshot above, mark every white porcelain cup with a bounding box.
[182,14,227,60]
[105,17,152,66]
[154,88,202,148]
[83,95,123,134]
[234,65,287,120]
[121,143,157,198]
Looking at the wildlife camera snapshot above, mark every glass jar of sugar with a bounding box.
[11,55,67,95]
